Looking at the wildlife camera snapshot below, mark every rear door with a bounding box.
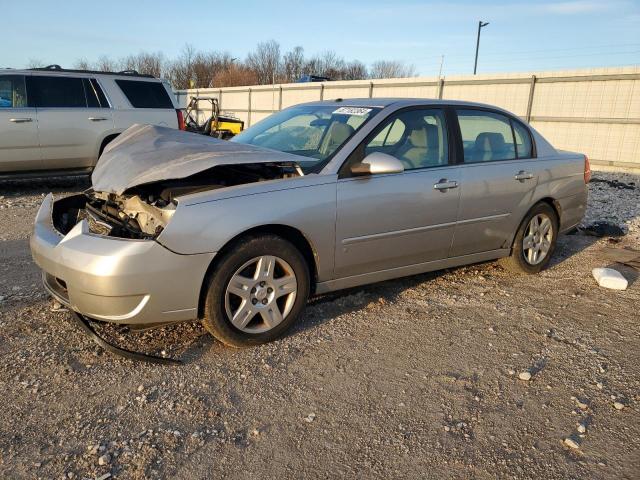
[334,107,461,278]
[449,108,540,257]
[27,75,114,170]
[0,74,41,172]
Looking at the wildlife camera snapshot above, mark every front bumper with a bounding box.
[30,194,215,325]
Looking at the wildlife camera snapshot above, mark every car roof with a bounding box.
[300,97,508,110]
[1,68,162,81]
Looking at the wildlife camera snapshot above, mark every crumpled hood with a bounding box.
[92,124,304,195]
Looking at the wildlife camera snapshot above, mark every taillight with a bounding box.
[584,155,591,183]
[176,109,185,131]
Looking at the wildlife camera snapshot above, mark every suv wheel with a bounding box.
[500,202,559,274]
[202,235,310,347]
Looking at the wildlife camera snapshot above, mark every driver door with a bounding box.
[334,108,461,278]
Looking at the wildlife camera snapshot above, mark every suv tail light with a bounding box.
[584,155,591,184]
[176,109,185,131]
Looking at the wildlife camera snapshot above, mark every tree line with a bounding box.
[31,41,417,89]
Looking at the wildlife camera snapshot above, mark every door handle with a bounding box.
[9,118,32,123]
[434,179,458,191]
[88,117,108,121]
[515,171,534,181]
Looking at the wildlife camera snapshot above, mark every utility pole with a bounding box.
[438,54,444,79]
[473,21,489,75]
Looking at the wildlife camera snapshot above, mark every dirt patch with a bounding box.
[0,173,638,479]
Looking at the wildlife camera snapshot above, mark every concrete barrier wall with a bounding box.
[175,66,640,171]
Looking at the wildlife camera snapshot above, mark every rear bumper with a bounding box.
[30,194,215,325]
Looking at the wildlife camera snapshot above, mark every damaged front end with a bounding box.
[53,190,176,240]
[52,162,303,240]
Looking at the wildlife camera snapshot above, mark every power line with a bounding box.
[429,49,640,69]
[412,42,640,63]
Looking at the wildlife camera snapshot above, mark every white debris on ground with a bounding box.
[592,267,629,290]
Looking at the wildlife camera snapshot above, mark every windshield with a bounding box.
[231,105,379,172]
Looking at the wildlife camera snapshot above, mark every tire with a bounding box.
[500,202,559,274]
[202,235,310,347]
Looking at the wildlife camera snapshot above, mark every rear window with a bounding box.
[115,80,173,108]
[27,76,86,108]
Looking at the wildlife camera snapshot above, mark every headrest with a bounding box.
[475,132,505,152]
[319,121,355,155]
[326,122,354,143]
[408,124,438,149]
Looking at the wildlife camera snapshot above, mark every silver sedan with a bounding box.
[31,99,589,347]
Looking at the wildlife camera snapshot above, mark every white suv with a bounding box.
[0,65,183,176]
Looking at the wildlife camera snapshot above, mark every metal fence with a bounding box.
[175,66,640,171]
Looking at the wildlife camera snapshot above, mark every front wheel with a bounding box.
[202,235,310,347]
[500,203,559,274]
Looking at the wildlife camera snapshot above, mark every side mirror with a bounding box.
[350,152,405,176]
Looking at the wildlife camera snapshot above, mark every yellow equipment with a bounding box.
[183,97,244,139]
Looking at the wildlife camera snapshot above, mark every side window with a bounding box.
[0,75,27,108]
[512,120,533,158]
[27,76,86,108]
[364,109,448,170]
[115,80,173,108]
[83,78,109,108]
[457,110,516,163]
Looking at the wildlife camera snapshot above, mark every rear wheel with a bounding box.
[500,203,559,274]
[202,235,310,347]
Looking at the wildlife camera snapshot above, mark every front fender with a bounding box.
[158,180,337,282]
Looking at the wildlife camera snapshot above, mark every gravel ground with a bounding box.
[0,172,638,479]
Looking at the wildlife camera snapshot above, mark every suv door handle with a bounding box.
[88,117,108,121]
[434,179,458,191]
[9,118,33,123]
[515,171,534,181]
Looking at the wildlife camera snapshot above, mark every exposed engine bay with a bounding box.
[52,163,302,239]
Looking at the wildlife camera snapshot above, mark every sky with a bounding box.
[1,0,639,76]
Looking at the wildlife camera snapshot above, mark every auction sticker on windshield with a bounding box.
[333,107,372,116]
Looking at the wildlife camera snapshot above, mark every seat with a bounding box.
[395,123,441,169]
[319,122,355,156]
[472,132,509,162]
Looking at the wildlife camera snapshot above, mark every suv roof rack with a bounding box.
[27,65,156,78]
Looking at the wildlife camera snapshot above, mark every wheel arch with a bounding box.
[507,197,562,251]
[197,224,320,319]
[98,132,121,159]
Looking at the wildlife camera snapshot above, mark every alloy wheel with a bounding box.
[522,213,553,265]
[224,255,298,333]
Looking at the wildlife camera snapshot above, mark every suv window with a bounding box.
[457,109,517,163]
[83,78,109,108]
[115,80,173,108]
[27,76,86,108]
[0,75,27,108]
[364,108,449,170]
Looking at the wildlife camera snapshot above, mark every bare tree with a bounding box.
[69,41,419,89]
[166,44,197,89]
[213,63,259,87]
[121,52,164,77]
[283,46,305,83]
[27,59,46,68]
[192,51,235,88]
[73,58,92,70]
[343,60,368,80]
[246,40,281,84]
[95,55,119,72]
[369,60,417,79]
